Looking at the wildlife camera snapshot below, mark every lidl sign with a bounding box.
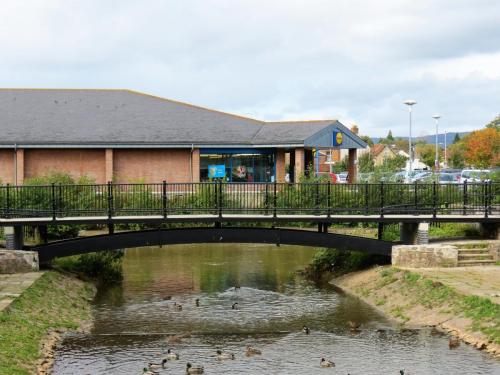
[333,131,343,146]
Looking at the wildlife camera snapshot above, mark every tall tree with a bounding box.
[386,130,394,141]
[464,127,500,168]
[453,133,460,143]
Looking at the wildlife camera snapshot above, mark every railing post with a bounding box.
[107,181,114,219]
[432,181,437,218]
[327,180,331,218]
[463,180,467,215]
[264,183,269,215]
[162,180,167,218]
[51,183,56,221]
[484,181,488,218]
[414,181,418,214]
[487,181,492,216]
[273,180,277,218]
[5,183,10,218]
[379,181,384,218]
[218,180,223,218]
[315,181,320,215]
[364,182,369,215]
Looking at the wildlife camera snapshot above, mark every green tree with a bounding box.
[386,130,394,141]
[415,142,441,169]
[485,115,500,131]
[453,133,461,143]
[358,152,374,173]
[360,135,373,147]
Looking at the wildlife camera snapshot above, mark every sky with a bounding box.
[1,0,499,137]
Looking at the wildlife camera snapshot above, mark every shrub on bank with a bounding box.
[52,250,124,284]
[305,248,389,281]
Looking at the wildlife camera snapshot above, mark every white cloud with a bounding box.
[0,0,499,137]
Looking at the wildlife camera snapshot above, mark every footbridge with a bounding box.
[1,181,499,257]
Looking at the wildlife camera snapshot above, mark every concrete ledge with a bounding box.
[0,250,39,274]
[392,244,458,268]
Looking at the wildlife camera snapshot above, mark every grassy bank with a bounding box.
[332,266,500,357]
[0,271,96,375]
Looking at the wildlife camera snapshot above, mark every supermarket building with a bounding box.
[0,89,367,185]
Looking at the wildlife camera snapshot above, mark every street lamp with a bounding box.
[444,130,447,169]
[432,114,441,172]
[404,99,417,172]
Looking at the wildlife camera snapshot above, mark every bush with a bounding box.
[52,250,124,284]
[305,248,389,280]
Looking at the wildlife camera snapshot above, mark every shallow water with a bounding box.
[52,243,500,374]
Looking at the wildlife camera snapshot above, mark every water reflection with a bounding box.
[53,243,500,374]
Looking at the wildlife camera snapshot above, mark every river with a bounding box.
[52,243,500,374]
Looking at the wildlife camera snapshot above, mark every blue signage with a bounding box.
[208,164,226,178]
[333,131,343,146]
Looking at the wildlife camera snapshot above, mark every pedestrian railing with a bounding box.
[0,181,498,219]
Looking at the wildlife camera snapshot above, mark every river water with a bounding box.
[52,244,499,374]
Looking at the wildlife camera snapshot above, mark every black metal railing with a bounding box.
[0,181,498,219]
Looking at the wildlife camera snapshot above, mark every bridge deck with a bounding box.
[1,213,498,226]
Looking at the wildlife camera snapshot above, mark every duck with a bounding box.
[142,368,159,375]
[245,345,262,356]
[148,359,167,371]
[165,348,180,360]
[449,337,460,349]
[216,349,235,360]
[186,362,204,374]
[348,321,361,331]
[195,298,200,307]
[320,358,335,367]
[174,302,183,311]
[232,302,239,310]
[302,326,310,335]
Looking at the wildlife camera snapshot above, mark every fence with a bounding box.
[0,181,498,219]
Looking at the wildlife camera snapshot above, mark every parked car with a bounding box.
[438,173,459,184]
[459,169,490,183]
[337,171,348,183]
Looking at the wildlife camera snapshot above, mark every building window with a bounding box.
[200,149,275,182]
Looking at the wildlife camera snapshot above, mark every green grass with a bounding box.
[0,271,95,375]
[429,223,480,238]
[396,270,500,344]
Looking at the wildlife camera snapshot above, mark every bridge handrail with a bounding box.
[0,181,498,219]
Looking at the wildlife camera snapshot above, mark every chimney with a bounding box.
[350,124,359,135]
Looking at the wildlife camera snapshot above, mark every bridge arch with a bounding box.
[33,227,392,263]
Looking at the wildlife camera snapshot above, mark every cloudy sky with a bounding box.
[1,0,499,137]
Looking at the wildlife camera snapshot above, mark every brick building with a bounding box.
[0,89,367,184]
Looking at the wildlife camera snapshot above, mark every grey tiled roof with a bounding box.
[0,89,355,147]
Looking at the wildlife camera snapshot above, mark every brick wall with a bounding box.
[0,150,14,184]
[24,149,106,183]
[113,149,192,183]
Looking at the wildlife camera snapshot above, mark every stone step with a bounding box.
[458,250,491,256]
[458,254,493,260]
[455,243,489,250]
[457,259,496,266]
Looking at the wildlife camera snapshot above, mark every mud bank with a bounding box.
[331,266,500,358]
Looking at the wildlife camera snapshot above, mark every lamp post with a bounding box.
[404,100,417,172]
[432,114,441,172]
[444,130,447,169]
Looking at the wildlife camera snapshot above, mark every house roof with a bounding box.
[370,143,397,157]
[0,89,367,149]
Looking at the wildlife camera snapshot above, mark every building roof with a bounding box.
[371,143,397,157]
[0,89,367,149]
